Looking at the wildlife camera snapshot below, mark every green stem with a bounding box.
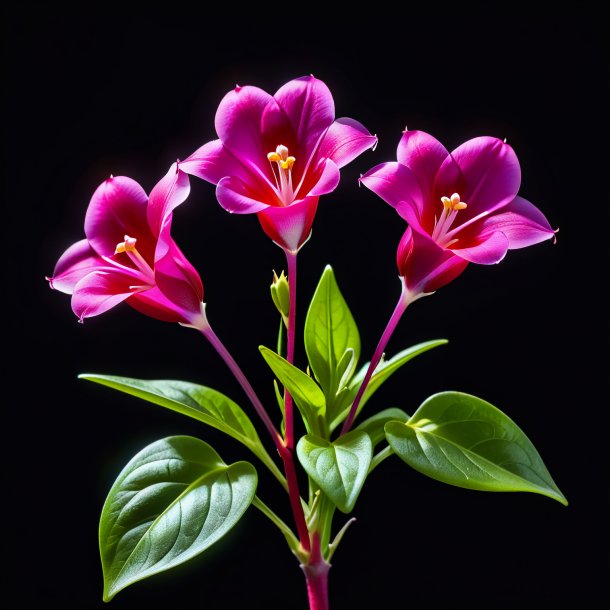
[251,446,288,492]
[327,517,356,562]
[317,495,335,555]
[368,445,394,474]
[252,495,301,555]
[277,316,285,358]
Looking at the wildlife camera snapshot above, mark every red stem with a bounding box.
[341,282,411,435]
[302,532,330,610]
[281,248,311,550]
[284,249,297,449]
[201,309,310,552]
[281,448,311,551]
[201,323,283,450]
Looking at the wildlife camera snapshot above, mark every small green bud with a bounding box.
[271,270,290,325]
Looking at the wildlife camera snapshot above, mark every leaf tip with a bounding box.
[102,584,115,603]
[552,489,569,507]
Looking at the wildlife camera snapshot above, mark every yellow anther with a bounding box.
[114,235,137,255]
[441,193,468,211]
[268,145,296,204]
[268,146,296,171]
[280,156,296,170]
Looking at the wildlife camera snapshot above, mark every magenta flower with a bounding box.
[180,75,377,252]
[48,164,206,328]
[360,130,555,294]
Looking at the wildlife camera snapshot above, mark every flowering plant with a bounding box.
[48,76,565,610]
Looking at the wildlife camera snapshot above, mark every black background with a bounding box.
[3,9,606,609]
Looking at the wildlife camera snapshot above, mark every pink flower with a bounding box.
[360,130,555,294]
[180,75,377,252]
[48,164,206,328]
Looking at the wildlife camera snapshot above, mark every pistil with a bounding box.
[111,235,155,286]
[268,144,296,205]
[432,193,468,247]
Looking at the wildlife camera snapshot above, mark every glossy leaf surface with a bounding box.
[385,392,566,505]
[100,436,257,600]
[259,346,326,433]
[305,266,360,399]
[297,431,372,513]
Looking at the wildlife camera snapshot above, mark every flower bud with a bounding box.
[271,270,290,325]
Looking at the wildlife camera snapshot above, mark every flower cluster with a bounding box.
[49,76,553,324]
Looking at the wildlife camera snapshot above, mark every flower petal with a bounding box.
[397,227,468,293]
[434,137,521,220]
[48,239,105,294]
[179,139,252,185]
[127,287,189,324]
[257,196,319,252]
[273,76,335,159]
[154,240,205,325]
[451,230,510,264]
[215,85,272,168]
[479,195,555,249]
[394,198,428,236]
[319,118,377,168]
[216,176,270,214]
[397,130,448,192]
[71,269,141,321]
[147,164,191,264]
[84,176,150,258]
[309,159,340,196]
[360,162,422,213]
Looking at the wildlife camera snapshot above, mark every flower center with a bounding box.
[112,235,155,286]
[267,144,296,206]
[431,193,468,247]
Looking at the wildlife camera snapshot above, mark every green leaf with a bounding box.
[331,340,447,430]
[356,408,410,446]
[304,266,360,399]
[385,392,567,505]
[297,431,372,513]
[80,375,286,490]
[259,346,326,434]
[81,375,260,448]
[335,348,356,393]
[355,339,448,408]
[100,436,257,600]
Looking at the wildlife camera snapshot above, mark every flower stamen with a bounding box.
[113,235,155,285]
[432,193,468,247]
[267,144,296,205]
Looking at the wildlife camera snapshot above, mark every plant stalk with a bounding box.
[284,248,298,449]
[341,279,412,435]
[302,532,331,610]
[200,308,310,552]
[200,320,283,451]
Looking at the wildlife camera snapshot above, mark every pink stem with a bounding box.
[340,282,411,435]
[282,450,311,551]
[302,532,330,610]
[201,314,311,552]
[200,324,283,451]
[284,249,297,449]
